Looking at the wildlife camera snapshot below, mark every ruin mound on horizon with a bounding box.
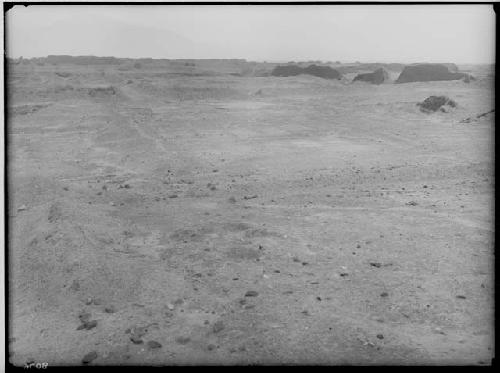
[352,68,389,85]
[396,64,468,84]
[271,64,341,80]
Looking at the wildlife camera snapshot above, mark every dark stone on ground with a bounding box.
[82,351,98,364]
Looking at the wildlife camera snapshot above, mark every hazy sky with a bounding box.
[6,4,496,63]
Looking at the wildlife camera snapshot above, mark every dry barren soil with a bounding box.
[7,61,494,365]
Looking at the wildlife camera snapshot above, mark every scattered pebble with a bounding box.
[243,195,258,200]
[340,273,349,277]
[212,320,225,333]
[167,303,175,311]
[376,334,384,340]
[78,320,97,330]
[82,351,98,364]
[78,312,91,323]
[370,262,382,268]
[17,205,27,212]
[456,295,466,299]
[168,194,178,198]
[406,201,418,206]
[244,290,259,297]
[104,306,116,313]
[147,340,162,349]
[380,292,389,297]
[175,336,191,345]
[433,327,446,335]
[130,336,143,344]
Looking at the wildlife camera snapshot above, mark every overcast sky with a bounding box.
[6,4,496,64]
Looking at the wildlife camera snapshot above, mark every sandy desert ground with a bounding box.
[7,60,494,365]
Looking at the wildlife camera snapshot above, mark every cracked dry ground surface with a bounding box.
[8,64,494,365]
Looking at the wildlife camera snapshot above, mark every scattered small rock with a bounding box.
[244,290,259,297]
[168,194,178,198]
[82,351,98,364]
[77,320,98,331]
[376,334,384,340]
[456,295,466,299]
[104,306,116,313]
[433,327,446,335]
[243,195,258,200]
[370,263,382,268]
[17,205,27,212]
[130,336,143,344]
[406,201,418,206]
[78,312,91,323]
[212,320,225,333]
[175,336,191,345]
[340,273,349,277]
[380,292,389,297]
[207,344,216,351]
[228,196,237,203]
[92,298,103,305]
[147,340,162,349]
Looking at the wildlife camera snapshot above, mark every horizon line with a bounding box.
[7,55,495,66]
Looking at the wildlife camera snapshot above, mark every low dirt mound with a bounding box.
[302,65,341,79]
[396,64,466,83]
[352,68,389,84]
[271,65,304,77]
[271,64,341,80]
[417,96,457,113]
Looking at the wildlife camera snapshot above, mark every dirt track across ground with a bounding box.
[7,62,494,365]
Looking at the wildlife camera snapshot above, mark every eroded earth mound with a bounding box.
[271,64,341,80]
[353,68,389,84]
[396,64,467,84]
